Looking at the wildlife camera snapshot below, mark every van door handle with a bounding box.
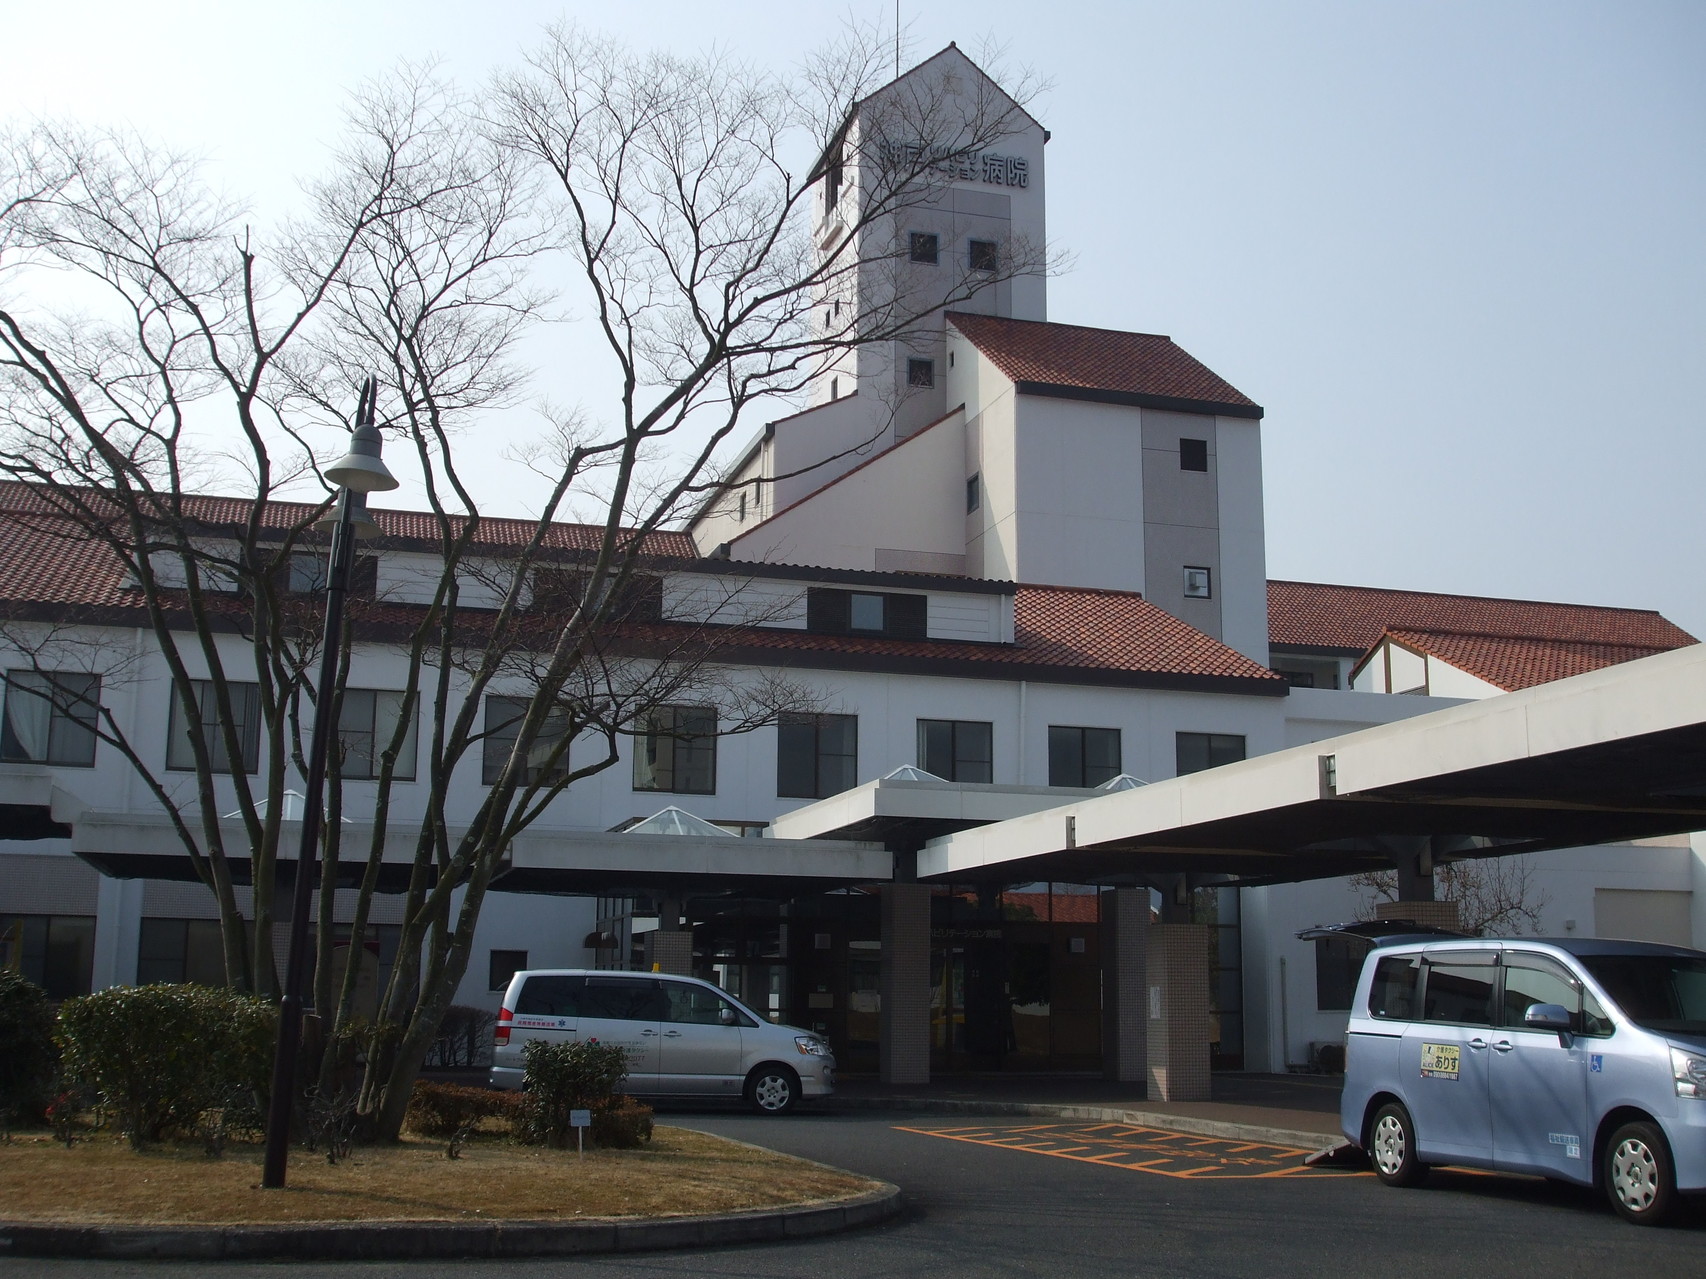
[663,1030,683,1038]
[640,1029,658,1036]
[1492,1039,1514,1053]
[1468,1037,1489,1051]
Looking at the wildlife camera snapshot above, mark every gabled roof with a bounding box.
[1268,579,1696,655]
[946,313,1263,419]
[1372,627,1688,693]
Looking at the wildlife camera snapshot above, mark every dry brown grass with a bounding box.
[0,1128,877,1225]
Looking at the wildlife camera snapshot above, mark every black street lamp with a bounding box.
[262,376,398,1189]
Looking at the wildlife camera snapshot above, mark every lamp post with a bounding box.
[262,376,398,1189]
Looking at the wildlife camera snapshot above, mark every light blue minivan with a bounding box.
[1336,934,1706,1224]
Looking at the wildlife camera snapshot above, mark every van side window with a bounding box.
[516,975,584,1016]
[663,982,754,1027]
[1422,959,1496,1026]
[581,977,663,1021]
[1501,953,1614,1038]
[1368,955,1420,1020]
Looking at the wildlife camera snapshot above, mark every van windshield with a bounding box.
[1580,954,1706,1035]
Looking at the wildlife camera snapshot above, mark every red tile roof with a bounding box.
[0,487,1283,692]
[1379,628,1686,693]
[1268,579,1696,654]
[946,313,1261,416]
[0,481,697,558]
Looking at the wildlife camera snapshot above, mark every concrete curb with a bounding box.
[0,1183,902,1261]
[826,1095,1338,1151]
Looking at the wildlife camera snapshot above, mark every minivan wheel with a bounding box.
[1369,1102,1427,1187]
[746,1065,801,1115]
[1604,1121,1677,1225]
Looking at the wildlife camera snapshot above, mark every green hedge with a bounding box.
[0,971,58,1124]
[517,1038,631,1149]
[56,984,276,1149]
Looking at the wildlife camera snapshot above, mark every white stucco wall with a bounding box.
[1215,415,1269,664]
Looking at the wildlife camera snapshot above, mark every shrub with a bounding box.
[591,1096,653,1149]
[56,984,276,1150]
[406,1081,520,1138]
[516,1038,629,1149]
[0,971,58,1125]
[426,1005,497,1069]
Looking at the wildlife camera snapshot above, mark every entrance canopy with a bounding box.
[921,643,1706,885]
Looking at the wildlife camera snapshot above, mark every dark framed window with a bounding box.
[1501,953,1613,1037]
[482,695,574,786]
[336,688,417,781]
[1183,566,1213,599]
[0,913,95,1000]
[634,705,716,794]
[137,918,229,987]
[908,232,939,264]
[918,718,993,783]
[1047,726,1121,788]
[805,587,927,639]
[907,358,935,388]
[531,569,662,621]
[777,712,857,798]
[1421,955,1498,1027]
[969,239,1000,272]
[1179,438,1208,472]
[1175,732,1245,776]
[285,552,377,599]
[2,670,100,767]
[489,949,528,992]
[167,679,262,773]
[966,473,981,513]
[1368,954,1422,1020]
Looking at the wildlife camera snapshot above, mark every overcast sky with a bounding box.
[3,1,1701,637]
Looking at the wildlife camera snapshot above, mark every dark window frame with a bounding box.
[336,688,418,781]
[1179,438,1209,472]
[1047,725,1121,788]
[969,238,1000,272]
[633,705,718,795]
[805,587,927,639]
[906,358,935,388]
[0,912,95,1000]
[1183,565,1213,599]
[908,231,940,264]
[1,670,100,767]
[918,718,994,783]
[166,679,262,774]
[489,948,529,992]
[482,694,574,787]
[966,473,981,514]
[1176,731,1245,776]
[777,712,858,799]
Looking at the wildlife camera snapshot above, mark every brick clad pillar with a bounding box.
[1376,900,1462,932]
[880,882,932,1085]
[1101,887,1147,1083]
[645,930,693,975]
[1147,923,1212,1102]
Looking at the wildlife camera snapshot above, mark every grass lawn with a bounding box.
[0,1127,878,1225]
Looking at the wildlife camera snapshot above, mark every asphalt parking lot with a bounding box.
[3,1108,1700,1279]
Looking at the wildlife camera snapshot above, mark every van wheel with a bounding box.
[1370,1102,1427,1187]
[1604,1121,1677,1225]
[746,1065,801,1115]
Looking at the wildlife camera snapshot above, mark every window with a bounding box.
[830,377,839,400]
[1368,954,1422,1020]
[918,718,993,783]
[137,918,229,987]
[908,232,939,264]
[969,239,1000,272]
[167,679,262,773]
[336,689,417,781]
[1501,954,1611,1036]
[581,975,664,1021]
[531,570,662,622]
[516,973,583,1016]
[805,587,927,639]
[737,491,747,522]
[1176,732,1245,776]
[285,552,377,598]
[2,670,99,766]
[1179,438,1208,471]
[966,473,981,514]
[634,705,716,794]
[907,358,935,388]
[1422,956,1497,1026]
[482,695,574,786]
[489,949,528,993]
[1047,726,1121,788]
[0,914,95,1000]
[777,712,857,798]
[663,981,754,1026]
[1315,934,1372,1011]
[1281,670,1315,688]
[1183,566,1213,599]
[824,154,842,208]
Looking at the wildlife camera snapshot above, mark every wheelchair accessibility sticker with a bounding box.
[1590,1054,1604,1072]
[1420,1042,1461,1079]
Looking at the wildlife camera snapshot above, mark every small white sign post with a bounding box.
[570,1108,592,1160]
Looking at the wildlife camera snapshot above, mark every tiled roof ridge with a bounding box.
[1383,625,1681,647]
[1270,577,1678,623]
[945,311,1172,343]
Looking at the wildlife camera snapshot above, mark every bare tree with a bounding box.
[0,27,1054,1141]
[1351,857,1551,936]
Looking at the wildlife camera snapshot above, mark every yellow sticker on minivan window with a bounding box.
[1420,1042,1460,1079]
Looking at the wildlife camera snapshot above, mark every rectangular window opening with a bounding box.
[167,679,261,774]
[483,695,574,786]
[1183,566,1213,599]
[1179,438,1209,472]
[1176,731,1245,777]
[1047,725,1121,788]
[908,232,939,264]
[2,670,100,767]
[906,358,935,389]
[969,239,1000,273]
[778,712,857,799]
[633,705,717,795]
[918,718,993,783]
[966,473,981,514]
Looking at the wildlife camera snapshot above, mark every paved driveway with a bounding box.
[3,1109,1700,1278]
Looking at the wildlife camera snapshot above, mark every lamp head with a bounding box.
[324,376,399,493]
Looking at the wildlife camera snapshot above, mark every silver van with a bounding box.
[1338,935,1706,1224]
[489,969,835,1114]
